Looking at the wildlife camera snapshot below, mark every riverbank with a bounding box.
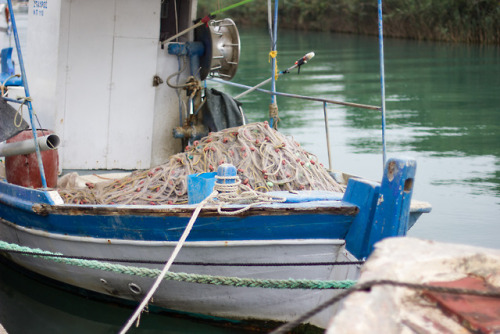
[199,0,500,44]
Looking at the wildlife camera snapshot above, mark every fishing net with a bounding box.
[58,122,344,205]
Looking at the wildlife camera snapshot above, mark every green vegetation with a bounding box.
[198,0,500,44]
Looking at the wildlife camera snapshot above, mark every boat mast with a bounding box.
[378,0,387,166]
[269,0,279,129]
[6,0,48,188]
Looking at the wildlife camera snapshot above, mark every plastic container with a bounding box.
[215,163,237,185]
[5,129,59,188]
[187,172,216,204]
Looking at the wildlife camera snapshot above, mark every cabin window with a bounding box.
[160,0,192,42]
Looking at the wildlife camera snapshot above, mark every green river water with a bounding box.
[1,22,499,333]
[229,28,500,250]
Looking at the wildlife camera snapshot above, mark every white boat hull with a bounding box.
[0,219,360,328]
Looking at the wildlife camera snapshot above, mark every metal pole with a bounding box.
[378,0,387,166]
[235,52,314,100]
[209,78,382,111]
[161,20,205,45]
[323,102,333,171]
[7,0,48,188]
[0,134,60,157]
[269,0,278,128]
[235,77,272,100]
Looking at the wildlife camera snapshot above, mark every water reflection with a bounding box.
[229,28,500,248]
[4,9,498,334]
[0,260,249,334]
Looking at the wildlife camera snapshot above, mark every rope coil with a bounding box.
[13,96,33,128]
[208,170,287,215]
[269,102,279,129]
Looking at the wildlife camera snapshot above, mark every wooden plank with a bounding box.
[35,201,359,217]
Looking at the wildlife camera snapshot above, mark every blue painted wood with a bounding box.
[0,207,354,242]
[0,180,355,242]
[367,157,416,253]
[0,179,57,205]
[343,178,380,259]
[0,157,418,251]
[187,172,216,204]
[343,157,417,258]
[267,190,343,203]
[0,48,23,86]
[1,47,15,76]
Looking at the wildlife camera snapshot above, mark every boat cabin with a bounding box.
[26,0,203,170]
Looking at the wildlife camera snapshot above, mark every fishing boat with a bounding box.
[0,0,431,331]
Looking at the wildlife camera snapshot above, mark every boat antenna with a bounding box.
[378,0,387,166]
[6,0,48,188]
[234,52,315,100]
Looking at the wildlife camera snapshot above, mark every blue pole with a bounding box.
[7,0,48,188]
[269,0,278,128]
[378,0,387,166]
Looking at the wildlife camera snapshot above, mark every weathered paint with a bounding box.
[0,157,426,246]
[0,224,360,329]
[5,130,59,188]
[367,158,416,253]
[327,238,500,334]
[343,178,380,259]
[344,157,417,259]
[0,179,357,241]
[26,0,196,170]
[424,277,500,333]
[2,204,356,242]
[0,157,429,329]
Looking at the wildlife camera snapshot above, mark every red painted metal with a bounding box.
[5,129,58,188]
[424,277,500,334]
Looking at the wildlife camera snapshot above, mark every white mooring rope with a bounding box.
[119,171,285,332]
[119,190,216,333]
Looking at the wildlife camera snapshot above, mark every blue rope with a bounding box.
[6,0,48,188]
[378,0,387,167]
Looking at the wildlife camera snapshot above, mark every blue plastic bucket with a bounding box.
[187,172,217,204]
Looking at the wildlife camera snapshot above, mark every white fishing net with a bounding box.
[58,122,344,205]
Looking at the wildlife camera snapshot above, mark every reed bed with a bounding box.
[199,0,500,44]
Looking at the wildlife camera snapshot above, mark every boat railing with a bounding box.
[208,77,381,171]
[209,0,388,171]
